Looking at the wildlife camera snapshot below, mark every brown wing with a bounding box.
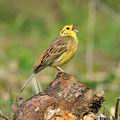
[34,36,71,73]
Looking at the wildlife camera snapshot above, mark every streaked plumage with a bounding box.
[34,35,78,73]
[20,24,79,93]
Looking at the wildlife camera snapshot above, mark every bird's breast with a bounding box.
[52,38,78,66]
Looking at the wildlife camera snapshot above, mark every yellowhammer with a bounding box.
[20,24,79,93]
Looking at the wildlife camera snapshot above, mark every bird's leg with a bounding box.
[56,66,64,72]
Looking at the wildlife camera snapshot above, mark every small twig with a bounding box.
[115,97,120,120]
[0,110,9,120]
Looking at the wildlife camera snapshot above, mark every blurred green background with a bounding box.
[0,0,120,116]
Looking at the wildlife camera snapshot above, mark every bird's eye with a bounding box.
[61,30,64,33]
[66,27,70,30]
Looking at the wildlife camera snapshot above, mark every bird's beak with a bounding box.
[74,29,79,32]
[72,25,79,32]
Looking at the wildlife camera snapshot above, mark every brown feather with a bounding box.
[34,36,73,73]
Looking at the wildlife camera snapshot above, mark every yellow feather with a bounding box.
[52,24,78,66]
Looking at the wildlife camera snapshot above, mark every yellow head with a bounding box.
[59,25,78,38]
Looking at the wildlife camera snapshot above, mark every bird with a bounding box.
[20,24,79,93]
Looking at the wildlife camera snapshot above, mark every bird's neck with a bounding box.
[70,32,77,39]
[60,32,77,39]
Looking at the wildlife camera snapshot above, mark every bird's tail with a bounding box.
[15,72,35,103]
[31,74,43,94]
[20,72,34,93]
[19,64,45,94]
[19,72,43,94]
[16,72,42,103]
